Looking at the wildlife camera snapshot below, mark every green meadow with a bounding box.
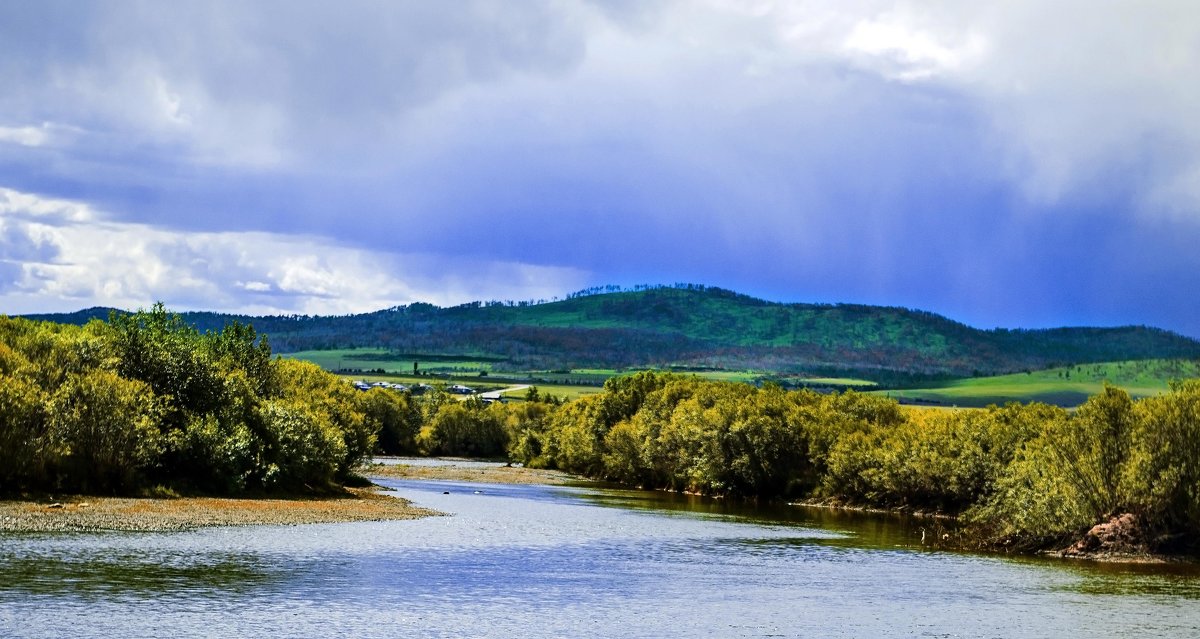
[798,377,878,387]
[500,384,601,402]
[286,348,500,375]
[876,358,1200,407]
[536,368,768,384]
[287,348,1198,409]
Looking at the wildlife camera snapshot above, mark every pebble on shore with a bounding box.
[0,487,440,534]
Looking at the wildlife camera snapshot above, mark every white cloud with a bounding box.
[0,0,1198,334]
[0,187,95,223]
[600,1,1200,218]
[0,188,588,315]
[827,1,1200,215]
[6,1,1198,219]
[0,124,49,147]
[842,17,985,81]
[0,1,599,170]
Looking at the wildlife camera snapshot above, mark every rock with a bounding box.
[1063,513,1147,556]
[47,503,64,509]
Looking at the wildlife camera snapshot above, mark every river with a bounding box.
[2,472,1199,638]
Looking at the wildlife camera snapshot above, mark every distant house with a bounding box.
[353,380,412,392]
[447,384,475,394]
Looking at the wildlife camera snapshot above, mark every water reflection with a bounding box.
[1,477,1199,638]
[571,482,959,552]
[0,548,281,600]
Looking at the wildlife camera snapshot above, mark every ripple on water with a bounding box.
[2,479,1199,638]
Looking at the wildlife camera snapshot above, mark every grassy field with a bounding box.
[797,377,878,387]
[285,349,500,376]
[290,350,1200,408]
[500,384,603,402]
[290,350,881,399]
[328,371,600,401]
[875,358,1200,407]
[526,370,613,385]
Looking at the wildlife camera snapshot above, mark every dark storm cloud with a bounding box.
[0,1,1198,336]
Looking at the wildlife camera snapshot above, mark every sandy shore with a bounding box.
[368,461,578,485]
[0,487,439,533]
[0,461,579,534]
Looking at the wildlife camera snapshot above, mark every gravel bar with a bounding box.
[0,487,440,533]
[367,462,579,485]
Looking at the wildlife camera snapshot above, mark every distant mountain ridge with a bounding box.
[18,285,1200,381]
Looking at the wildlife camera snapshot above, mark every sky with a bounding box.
[1,1,1199,336]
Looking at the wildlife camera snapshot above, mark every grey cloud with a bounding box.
[0,221,61,264]
[1,2,1199,337]
[0,1,599,166]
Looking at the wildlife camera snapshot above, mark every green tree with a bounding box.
[1063,384,1137,520]
[504,400,556,467]
[969,389,1132,543]
[1125,380,1200,537]
[204,320,278,397]
[257,401,345,490]
[46,370,162,493]
[108,304,224,425]
[0,373,48,491]
[359,388,422,455]
[547,395,617,475]
[162,370,266,493]
[276,358,375,477]
[417,401,507,457]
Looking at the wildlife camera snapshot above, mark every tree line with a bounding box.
[0,305,381,495]
[367,365,1200,552]
[496,371,1200,552]
[3,309,1198,554]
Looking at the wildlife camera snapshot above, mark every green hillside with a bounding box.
[20,285,1200,381]
[876,358,1200,407]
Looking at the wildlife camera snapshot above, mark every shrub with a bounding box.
[358,388,422,455]
[0,373,47,491]
[258,401,345,490]
[417,401,507,457]
[1125,380,1200,537]
[46,370,162,493]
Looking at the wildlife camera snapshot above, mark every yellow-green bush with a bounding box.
[0,373,47,490]
[46,370,162,493]
[1125,380,1200,536]
[417,400,507,457]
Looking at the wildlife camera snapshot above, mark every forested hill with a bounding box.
[21,286,1200,379]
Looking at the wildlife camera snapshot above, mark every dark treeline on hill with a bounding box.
[24,284,1200,381]
[4,307,1200,555]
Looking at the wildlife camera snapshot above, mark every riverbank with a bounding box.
[0,486,439,533]
[791,499,1190,564]
[368,460,578,485]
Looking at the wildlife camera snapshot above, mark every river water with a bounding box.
[2,472,1199,638]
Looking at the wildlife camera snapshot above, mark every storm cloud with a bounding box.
[1,1,1198,335]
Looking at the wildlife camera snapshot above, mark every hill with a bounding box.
[19,285,1200,381]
